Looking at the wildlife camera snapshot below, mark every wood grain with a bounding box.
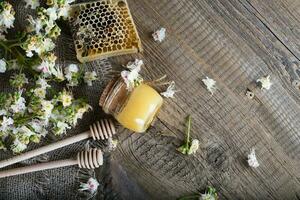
[108,0,300,199]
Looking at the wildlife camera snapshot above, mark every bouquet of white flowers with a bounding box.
[0,1,98,153]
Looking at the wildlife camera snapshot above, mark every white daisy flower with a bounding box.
[0,59,6,73]
[161,81,177,98]
[23,0,40,9]
[84,71,97,86]
[247,148,259,168]
[257,75,272,90]
[152,27,166,42]
[202,76,217,95]
[79,177,99,194]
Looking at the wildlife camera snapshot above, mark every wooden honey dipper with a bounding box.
[0,148,103,178]
[0,119,116,169]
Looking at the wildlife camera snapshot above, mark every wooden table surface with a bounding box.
[106,0,300,199]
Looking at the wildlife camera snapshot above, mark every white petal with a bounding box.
[257,75,272,90]
[152,27,166,42]
[202,77,217,95]
[247,148,259,168]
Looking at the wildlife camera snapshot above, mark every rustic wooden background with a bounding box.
[1,0,300,199]
[107,0,300,199]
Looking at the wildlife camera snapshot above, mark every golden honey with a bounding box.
[100,78,163,132]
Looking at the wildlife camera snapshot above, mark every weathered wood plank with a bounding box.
[108,0,300,199]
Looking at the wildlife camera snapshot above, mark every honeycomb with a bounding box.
[69,0,142,63]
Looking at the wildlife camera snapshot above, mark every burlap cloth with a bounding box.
[0,1,139,199]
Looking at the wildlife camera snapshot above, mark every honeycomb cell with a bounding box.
[70,0,142,63]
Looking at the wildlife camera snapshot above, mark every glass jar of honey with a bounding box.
[99,77,163,133]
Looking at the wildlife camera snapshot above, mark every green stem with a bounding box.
[9,43,23,48]
[0,41,20,60]
[0,40,11,53]
[185,115,192,147]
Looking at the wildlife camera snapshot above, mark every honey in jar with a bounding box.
[99,77,163,132]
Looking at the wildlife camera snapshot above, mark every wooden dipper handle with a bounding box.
[0,149,103,178]
[0,119,115,169]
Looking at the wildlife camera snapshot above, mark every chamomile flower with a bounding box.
[23,0,40,9]
[0,2,15,29]
[84,71,97,86]
[0,59,6,73]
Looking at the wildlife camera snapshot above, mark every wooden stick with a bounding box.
[0,119,115,169]
[0,148,103,178]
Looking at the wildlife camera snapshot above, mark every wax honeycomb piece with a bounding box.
[69,0,142,63]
